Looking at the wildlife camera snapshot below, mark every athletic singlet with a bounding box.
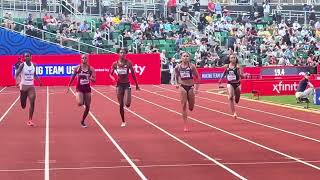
[20,62,35,86]
[226,64,240,83]
[177,63,193,80]
[77,66,92,86]
[112,60,131,83]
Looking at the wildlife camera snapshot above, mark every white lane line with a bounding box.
[70,88,147,180]
[92,87,247,180]
[0,96,20,123]
[0,87,7,93]
[45,86,50,180]
[154,85,320,127]
[1,160,320,172]
[149,87,320,143]
[127,88,320,171]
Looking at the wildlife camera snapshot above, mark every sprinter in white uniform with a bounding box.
[15,53,42,127]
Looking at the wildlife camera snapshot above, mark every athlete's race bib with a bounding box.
[24,73,34,81]
[80,79,89,85]
[117,68,127,75]
[227,74,236,81]
[180,70,191,79]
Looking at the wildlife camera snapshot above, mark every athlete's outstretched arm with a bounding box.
[192,64,200,92]
[129,63,140,90]
[67,66,79,93]
[15,63,24,79]
[109,63,117,83]
[174,66,180,88]
[218,64,228,86]
[14,63,24,87]
[237,64,245,79]
[90,66,96,82]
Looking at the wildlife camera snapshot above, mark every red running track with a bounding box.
[0,85,319,180]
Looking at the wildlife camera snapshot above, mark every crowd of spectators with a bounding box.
[1,0,319,73]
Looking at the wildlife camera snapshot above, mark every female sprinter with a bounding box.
[67,54,96,128]
[15,53,42,127]
[219,54,244,119]
[109,48,140,127]
[175,52,199,132]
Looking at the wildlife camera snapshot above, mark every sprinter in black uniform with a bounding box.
[110,48,140,127]
[175,52,200,132]
[219,54,244,119]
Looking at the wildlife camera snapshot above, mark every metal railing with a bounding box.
[217,0,320,5]
[132,41,138,53]
[188,12,198,28]
[0,0,56,17]
[0,16,115,54]
[118,34,124,48]
[271,9,320,24]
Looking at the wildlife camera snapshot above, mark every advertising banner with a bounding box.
[242,78,320,95]
[0,54,160,86]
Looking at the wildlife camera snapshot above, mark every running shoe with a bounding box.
[27,120,35,127]
[233,113,238,119]
[81,122,87,128]
[121,122,126,127]
[183,125,189,132]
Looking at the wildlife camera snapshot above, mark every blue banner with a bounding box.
[14,64,78,77]
[201,72,224,80]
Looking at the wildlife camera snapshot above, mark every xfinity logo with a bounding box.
[132,64,146,75]
[272,81,298,93]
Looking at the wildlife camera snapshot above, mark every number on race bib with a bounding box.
[180,71,191,79]
[80,79,89,85]
[117,68,127,75]
[227,75,236,81]
[25,74,34,81]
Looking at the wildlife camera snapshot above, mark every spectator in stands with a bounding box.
[25,21,36,36]
[294,55,306,66]
[69,21,78,33]
[309,9,316,25]
[169,57,177,85]
[140,21,149,33]
[193,0,201,21]
[131,20,140,32]
[160,50,167,64]
[275,3,282,23]
[93,29,104,47]
[167,13,175,23]
[4,12,15,30]
[25,13,33,25]
[41,13,48,30]
[295,72,314,103]
[48,15,58,27]
[79,20,90,32]
[215,1,222,18]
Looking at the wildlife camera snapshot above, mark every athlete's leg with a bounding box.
[234,85,241,104]
[227,84,237,118]
[187,87,195,111]
[180,87,188,131]
[81,92,91,128]
[124,87,132,108]
[26,87,36,126]
[20,90,28,109]
[116,86,126,126]
[76,92,84,106]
